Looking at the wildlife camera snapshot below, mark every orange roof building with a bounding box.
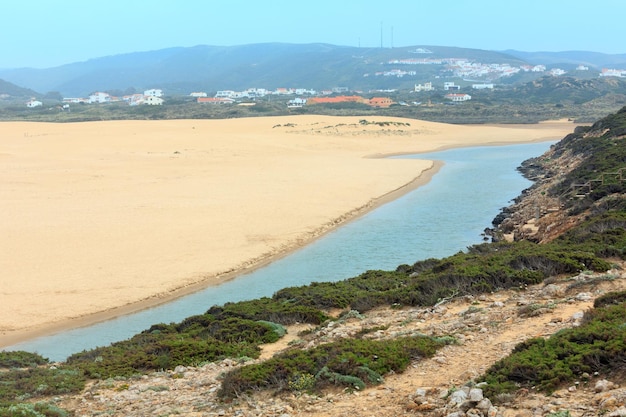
[306,95,367,105]
[368,97,394,108]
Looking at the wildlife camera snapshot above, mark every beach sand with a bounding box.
[0,115,575,347]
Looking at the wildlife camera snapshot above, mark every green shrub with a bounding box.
[0,366,85,402]
[593,290,626,308]
[207,297,328,324]
[480,299,626,396]
[288,372,316,392]
[218,335,450,397]
[0,402,70,417]
[0,352,48,369]
[66,316,282,378]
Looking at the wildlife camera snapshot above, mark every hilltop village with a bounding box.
[21,53,626,110]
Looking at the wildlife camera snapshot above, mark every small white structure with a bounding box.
[26,99,43,108]
[472,83,494,90]
[414,82,435,92]
[63,97,86,103]
[88,92,111,103]
[443,82,460,91]
[189,92,207,97]
[287,97,307,108]
[215,90,236,98]
[445,93,472,102]
[600,68,626,77]
[549,68,566,76]
[245,88,268,97]
[144,96,164,105]
[125,94,145,106]
[144,89,163,97]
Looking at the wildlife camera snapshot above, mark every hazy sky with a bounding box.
[3,0,624,68]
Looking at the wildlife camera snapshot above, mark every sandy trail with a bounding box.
[0,115,575,346]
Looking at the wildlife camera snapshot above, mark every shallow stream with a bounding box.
[6,141,555,361]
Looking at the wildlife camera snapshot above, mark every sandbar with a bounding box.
[0,115,575,347]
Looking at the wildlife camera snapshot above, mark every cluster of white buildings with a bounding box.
[600,68,626,77]
[387,57,575,81]
[414,81,492,94]
[370,69,417,78]
[61,89,165,106]
[191,87,354,105]
[446,60,522,79]
[191,87,321,100]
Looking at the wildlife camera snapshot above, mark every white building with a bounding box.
[26,99,43,108]
[287,97,307,108]
[245,88,268,97]
[215,90,236,98]
[600,68,626,77]
[414,82,435,92]
[189,92,207,97]
[144,89,163,97]
[443,82,460,91]
[445,93,472,102]
[144,96,164,105]
[125,94,145,106]
[472,83,494,90]
[88,92,111,103]
[62,97,86,103]
[549,68,566,76]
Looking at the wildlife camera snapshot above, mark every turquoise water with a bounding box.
[5,141,555,361]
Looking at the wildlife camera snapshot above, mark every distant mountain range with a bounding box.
[1,43,625,98]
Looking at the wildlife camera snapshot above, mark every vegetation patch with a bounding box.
[0,351,49,369]
[218,335,451,397]
[480,298,626,397]
[0,366,85,401]
[66,316,282,378]
[0,402,71,417]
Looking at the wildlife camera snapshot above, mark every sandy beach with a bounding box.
[0,115,576,348]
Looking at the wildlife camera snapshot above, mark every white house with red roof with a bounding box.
[445,93,472,102]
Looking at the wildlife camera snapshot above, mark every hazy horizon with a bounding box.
[3,0,625,69]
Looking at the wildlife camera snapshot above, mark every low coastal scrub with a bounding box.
[0,351,48,369]
[0,352,85,416]
[480,297,626,397]
[66,316,285,378]
[218,335,451,397]
[273,239,613,314]
[206,297,329,325]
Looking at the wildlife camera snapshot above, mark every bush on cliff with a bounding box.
[480,298,626,397]
[218,335,451,397]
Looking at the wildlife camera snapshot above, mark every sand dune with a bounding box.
[0,115,575,347]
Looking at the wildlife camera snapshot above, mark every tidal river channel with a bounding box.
[7,141,555,361]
